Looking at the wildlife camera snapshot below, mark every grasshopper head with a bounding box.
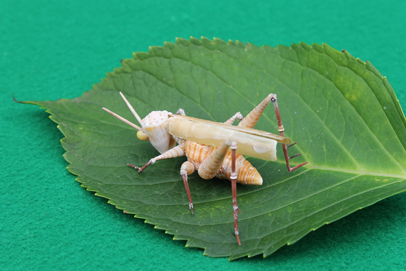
[139,110,175,153]
[103,92,176,154]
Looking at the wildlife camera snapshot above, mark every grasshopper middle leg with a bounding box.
[230,142,241,245]
[224,112,243,125]
[128,144,185,172]
[180,161,195,214]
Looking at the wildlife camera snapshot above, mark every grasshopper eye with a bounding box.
[137,130,149,141]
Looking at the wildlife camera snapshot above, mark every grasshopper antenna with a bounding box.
[102,107,142,131]
[271,94,308,171]
[119,92,143,126]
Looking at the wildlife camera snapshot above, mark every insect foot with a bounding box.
[127,159,154,173]
[127,163,142,172]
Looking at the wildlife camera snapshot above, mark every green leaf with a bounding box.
[27,38,406,260]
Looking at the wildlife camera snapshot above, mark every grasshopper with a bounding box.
[103,93,308,245]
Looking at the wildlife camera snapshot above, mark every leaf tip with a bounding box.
[12,93,23,103]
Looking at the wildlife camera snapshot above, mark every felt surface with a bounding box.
[1,0,406,269]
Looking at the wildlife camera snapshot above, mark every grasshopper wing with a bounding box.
[166,115,292,161]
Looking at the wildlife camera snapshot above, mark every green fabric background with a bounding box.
[2,0,406,269]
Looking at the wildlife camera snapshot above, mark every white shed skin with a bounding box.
[166,115,291,161]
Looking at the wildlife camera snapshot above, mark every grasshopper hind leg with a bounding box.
[270,95,308,171]
[239,93,308,171]
[238,94,273,128]
[196,140,242,245]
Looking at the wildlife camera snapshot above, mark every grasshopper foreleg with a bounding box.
[128,144,185,173]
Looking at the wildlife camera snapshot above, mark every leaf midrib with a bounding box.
[62,99,406,180]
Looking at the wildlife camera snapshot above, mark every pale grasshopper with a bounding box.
[103,93,308,245]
